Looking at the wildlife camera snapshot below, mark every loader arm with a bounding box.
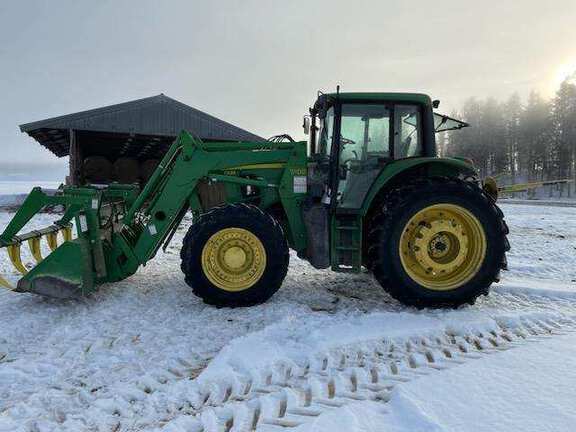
[114,130,304,271]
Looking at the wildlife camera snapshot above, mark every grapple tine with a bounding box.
[7,244,28,275]
[46,231,58,251]
[28,236,43,264]
[0,273,14,290]
[62,226,72,242]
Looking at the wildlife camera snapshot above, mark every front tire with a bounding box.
[369,177,509,309]
[181,204,289,307]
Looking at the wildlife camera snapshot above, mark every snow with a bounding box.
[298,332,576,432]
[198,312,445,385]
[0,202,575,431]
[502,203,576,284]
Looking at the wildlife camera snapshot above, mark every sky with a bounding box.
[1,0,576,180]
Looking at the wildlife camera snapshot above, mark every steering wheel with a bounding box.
[340,136,356,145]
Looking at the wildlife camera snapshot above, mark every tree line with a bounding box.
[439,76,576,185]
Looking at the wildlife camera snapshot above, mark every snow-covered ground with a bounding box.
[0,202,575,431]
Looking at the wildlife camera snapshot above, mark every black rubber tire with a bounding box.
[180,203,289,307]
[367,177,509,309]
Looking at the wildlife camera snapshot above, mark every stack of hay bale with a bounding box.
[83,157,160,186]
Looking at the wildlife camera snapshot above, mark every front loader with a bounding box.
[0,92,509,308]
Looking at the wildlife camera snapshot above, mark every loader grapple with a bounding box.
[0,184,139,297]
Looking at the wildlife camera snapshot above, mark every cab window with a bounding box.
[317,107,335,156]
[394,105,422,158]
[339,104,391,161]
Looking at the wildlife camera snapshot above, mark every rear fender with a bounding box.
[361,157,477,217]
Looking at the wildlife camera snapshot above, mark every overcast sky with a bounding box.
[1,0,576,180]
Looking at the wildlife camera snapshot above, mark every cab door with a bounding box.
[335,103,423,210]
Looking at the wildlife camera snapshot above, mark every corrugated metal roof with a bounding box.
[20,94,265,156]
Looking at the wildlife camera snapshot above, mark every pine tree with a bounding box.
[520,91,550,181]
[551,76,576,181]
[442,78,576,185]
[502,93,522,182]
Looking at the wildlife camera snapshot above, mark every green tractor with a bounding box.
[0,91,509,308]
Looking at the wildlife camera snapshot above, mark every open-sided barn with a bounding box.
[19,94,264,186]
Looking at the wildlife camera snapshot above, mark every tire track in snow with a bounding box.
[1,293,575,432]
[155,314,576,432]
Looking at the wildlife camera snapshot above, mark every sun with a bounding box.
[554,61,576,87]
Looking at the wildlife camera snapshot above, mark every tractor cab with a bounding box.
[302,92,473,272]
[305,93,438,210]
[304,93,469,210]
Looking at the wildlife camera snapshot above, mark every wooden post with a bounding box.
[68,129,82,186]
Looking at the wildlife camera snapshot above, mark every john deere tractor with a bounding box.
[0,92,509,308]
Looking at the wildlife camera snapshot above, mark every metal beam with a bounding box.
[68,129,82,186]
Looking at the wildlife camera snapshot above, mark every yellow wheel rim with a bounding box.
[399,204,486,291]
[201,228,267,292]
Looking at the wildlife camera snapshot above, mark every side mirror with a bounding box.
[432,100,440,109]
[303,116,310,135]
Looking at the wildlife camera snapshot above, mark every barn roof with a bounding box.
[19,94,265,157]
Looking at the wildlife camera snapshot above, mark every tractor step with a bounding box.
[331,214,362,273]
[335,226,358,231]
[335,246,360,251]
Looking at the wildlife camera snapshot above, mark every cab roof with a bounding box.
[324,92,433,105]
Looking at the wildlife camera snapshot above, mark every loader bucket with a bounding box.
[15,237,94,299]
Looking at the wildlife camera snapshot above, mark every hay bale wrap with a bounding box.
[114,158,141,184]
[83,156,113,184]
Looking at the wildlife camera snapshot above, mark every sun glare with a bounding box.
[554,61,576,87]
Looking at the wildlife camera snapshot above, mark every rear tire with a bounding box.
[181,204,289,307]
[368,177,509,309]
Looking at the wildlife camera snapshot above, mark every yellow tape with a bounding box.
[228,163,285,170]
[7,244,28,275]
[28,237,43,264]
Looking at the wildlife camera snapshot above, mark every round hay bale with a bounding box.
[114,158,141,184]
[141,159,160,183]
[83,156,113,184]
